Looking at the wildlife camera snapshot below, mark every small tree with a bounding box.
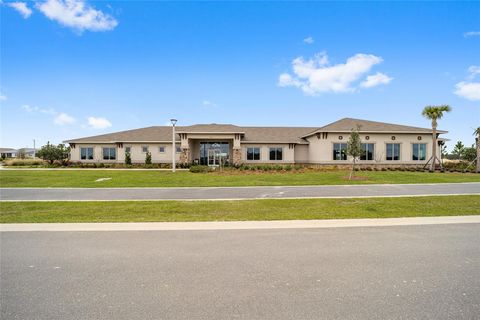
[37,142,70,165]
[452,141,465,160]
[346,126,362,180]
[125,151,132,165]
[145,151,152,165]
[463,146,476,162]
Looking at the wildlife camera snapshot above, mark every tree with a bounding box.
[421,105,452,171]
[452,141,465,160]
[463,145,476,162]
[125,151,132,165]
[145,151,152,165]
[475,127,480,173]
[37,142,70,165]
[346,126,362,180]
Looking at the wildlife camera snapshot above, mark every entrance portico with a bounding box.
[176,126,244,166]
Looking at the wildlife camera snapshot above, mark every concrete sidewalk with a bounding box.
[2,215,479,232]
[1,182,479,201]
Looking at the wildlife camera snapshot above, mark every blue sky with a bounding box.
[1,1,479,151]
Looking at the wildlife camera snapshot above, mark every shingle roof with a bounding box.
[64,119,447,144]
[302,118,446,137]
[0,148,18,153]
[64,124,315,144]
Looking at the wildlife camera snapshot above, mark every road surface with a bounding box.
[1,223,479,319]
[1,182,479,201]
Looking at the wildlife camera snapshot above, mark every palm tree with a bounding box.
[474,127,480,173]
[421,105,452,171]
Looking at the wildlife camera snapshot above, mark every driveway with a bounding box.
[1,223,479,319]
[1,182,479,201]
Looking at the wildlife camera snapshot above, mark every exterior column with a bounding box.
[232,134,242,166]
[232,148,242,166]
[180,148,189,165]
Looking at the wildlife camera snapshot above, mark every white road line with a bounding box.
[2,215,480,232]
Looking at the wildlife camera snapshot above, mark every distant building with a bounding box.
[65,118,447,166]
[17,148,38,158]
[0,148,18,158]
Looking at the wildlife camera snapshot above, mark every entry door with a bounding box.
[207,149,218,166]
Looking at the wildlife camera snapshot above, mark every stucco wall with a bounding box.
[241,143,295,164]
[70,143,181,164]
[306,133,439,164]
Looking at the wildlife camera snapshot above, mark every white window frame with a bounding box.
[360,143,375,161]
[332,143,348,161]
[142,146,149,153]
[102,147,116,161]
[80,147,94,160]
[159,146,166,153]
[246,147,261,161]
[386,143,401,161]
[269,147,283,161]
[412,143,427,161]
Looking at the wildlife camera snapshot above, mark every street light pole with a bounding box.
[170,119,178,172]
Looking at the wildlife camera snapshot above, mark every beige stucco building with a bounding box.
[65,118,446,166]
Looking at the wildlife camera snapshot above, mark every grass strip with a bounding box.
[1,195,479,223]
[1,170,479,188]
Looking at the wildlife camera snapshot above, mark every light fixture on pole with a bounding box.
[170,119,178,172]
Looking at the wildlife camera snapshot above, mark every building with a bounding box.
[65,118,446,166]
[0,148,18,158]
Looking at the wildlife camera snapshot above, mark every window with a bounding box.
[142,146,149,153]
[412,143,427,161]
[333,143,347,160]
[125,147,131,153]
[361,143,375,160]
[269,148,283,161]
[247,147,260,160]
[80,147,94,160]
[103,148,116,160]
[386,143,400,160]
[159,146,165,153]
[176,147,182,153]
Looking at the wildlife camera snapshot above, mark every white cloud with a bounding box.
[7,2,32,18]
[0,93,7,101]
[87,116,112,129]
[36,0,118,33]
[454,82,480,101]
[360,72,393,88]
[54,112,76,125]
[21,104,76,124]
[464,31,480,38]
[303,36,314,44]
[202,100,217,107]
[453,66,480,101]
[467,65,480,79]
[278,52,391,95]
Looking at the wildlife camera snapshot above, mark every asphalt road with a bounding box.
[1,224,479,319]
[1,182,479,201]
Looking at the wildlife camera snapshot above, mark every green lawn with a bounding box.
[1,196,479,223]
[0,169,479,188]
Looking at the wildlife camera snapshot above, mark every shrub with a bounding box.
[145,151,152,165]
[4,158,45,166]
[189,165,211,173]
[125,152,132,165]
[284,164,292,171]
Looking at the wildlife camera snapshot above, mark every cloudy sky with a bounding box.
[1,1,479,150]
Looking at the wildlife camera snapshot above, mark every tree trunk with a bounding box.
[430,120,437,172]
[350,158,355,180]
[476,134,480,173]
